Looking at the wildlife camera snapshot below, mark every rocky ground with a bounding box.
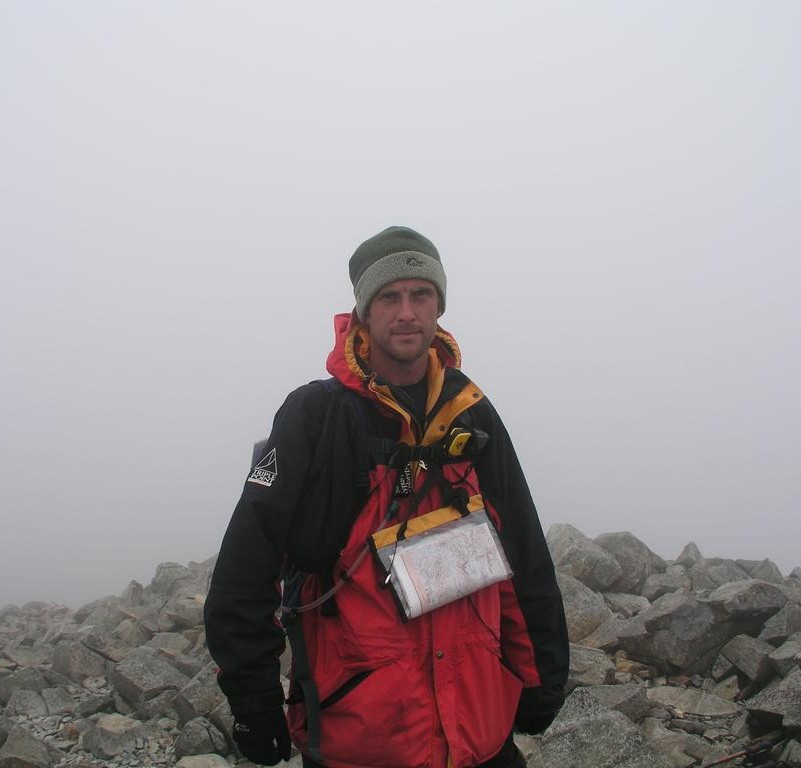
[1,528,800,768]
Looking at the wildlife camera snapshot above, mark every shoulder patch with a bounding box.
[248,448,278,487]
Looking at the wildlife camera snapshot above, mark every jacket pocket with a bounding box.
[319,669,373,710]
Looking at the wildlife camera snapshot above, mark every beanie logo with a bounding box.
[248,448,278,487]
[406,256,423,267]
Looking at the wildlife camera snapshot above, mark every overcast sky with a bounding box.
[1,2,799,609]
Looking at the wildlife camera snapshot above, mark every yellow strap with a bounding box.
[370,495,484,549]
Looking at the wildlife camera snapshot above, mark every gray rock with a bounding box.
[0,725,52,768]
[603,593,651,619]
[707,579,786,627]
[174,717,228,758]
[556,574,612,642]
[547,524,622,592]
[780,739,801,767]
[759,601,801,646]
[79,713,144,759]
[711,675,740,701]
[586,683,649,722]
[156,649,206,679]
[675,542,705,569]
[0,646,50,669]
[3,690,48,718]
[768,630,801,677]
[74,596,128,631]
[75,691,115,717]
[640,718,696,768]
[705,558,752,588]
[149,563,196,596]
[710,652,735,681]
[0,669,48,706]
[594,532,666,594]
[645,717,726,767]
[157,595,205,632]
[578,615,628,652]
[173,662,225,726]
[145,633,194,655]
[174,757,232,768]
[207,699,233,748]
[119,580,145,607]
[567,644,615,691]
[539,687,672,768]
[41,687,76,716]
[113,617,152,646]
[616,591,728,673]
[51,640,107,683]
[78,628,131,663]
[719,634,775,682]
[749,558,785,584]
[640,566,690,602]
[744,666,801,729]
[645,686,741,716]
[109,648,190,712]
[139,688,180,720]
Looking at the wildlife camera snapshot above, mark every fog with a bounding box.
[1,2,799,609]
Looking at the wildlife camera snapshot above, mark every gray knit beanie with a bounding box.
[349,226,447,321]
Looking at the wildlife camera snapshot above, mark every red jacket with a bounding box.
[205,313,568,768]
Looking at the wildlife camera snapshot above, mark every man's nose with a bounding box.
[397,295,416,320]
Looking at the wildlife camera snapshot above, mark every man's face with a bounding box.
[365,278,440,374]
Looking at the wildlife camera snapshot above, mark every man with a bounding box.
[204,226,568,768]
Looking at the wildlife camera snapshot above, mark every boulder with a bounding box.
[640,566,690,603]
[175,757,232,768]
[109,648,190,713]
[641,717,725,767]
[539,687,672,768]
[603,593,650,619]
[616,591,728,673]
[0,725,53,768]
[174,717,228,758]
[768,631,801,677]
[779,739,801,767]
[739,558,784,584]
[173,662,226,726]
[547,524,622,591]
[645,686,741,717]
[145,632,194,655]
[3,690,48,718]
[51,640,107,683]
[585,683,649,722]
[578,615,628,652]
[594,532,666,594]
[0,669,48,706]
[40,687,75,716]
[744,666,801,730]
[119,580,145,607]
[675,542,705,569]
[759,601,801,646]
[556,574,612,642]
[707,579,786,629]
[567,644,615,691]
[79,713,144,759]
[718,634,775,683]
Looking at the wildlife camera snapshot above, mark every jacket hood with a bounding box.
[325,309,462,394]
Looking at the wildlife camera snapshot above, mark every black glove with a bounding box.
[514,687,559,735]
[232,709,291,766]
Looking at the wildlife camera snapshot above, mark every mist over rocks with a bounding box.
[0,534,800,767]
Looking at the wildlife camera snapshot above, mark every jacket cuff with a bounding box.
[227,686,286,717]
